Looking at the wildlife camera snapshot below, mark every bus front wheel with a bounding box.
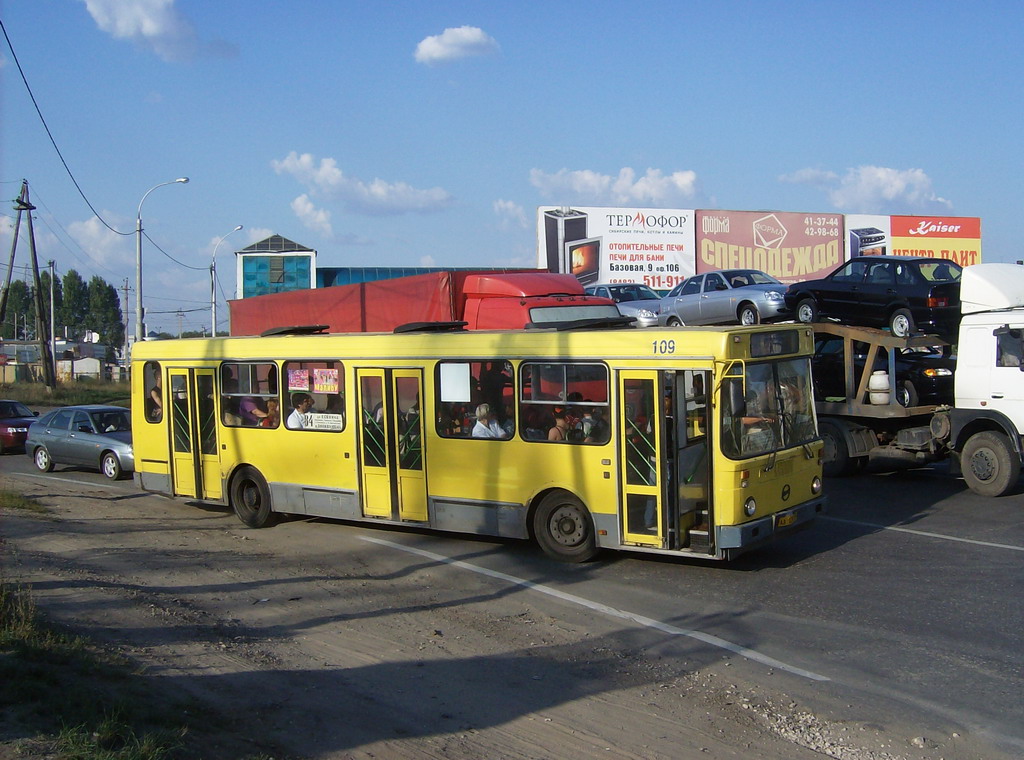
[230,466,277,528]
[533,491,597,563]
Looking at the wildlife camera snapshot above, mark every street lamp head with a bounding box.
[176,177,190,184]
[232,224,243,232]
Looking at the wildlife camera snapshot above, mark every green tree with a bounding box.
[59,270,89,340]
[1,280,33,339]
[86,275,124,350]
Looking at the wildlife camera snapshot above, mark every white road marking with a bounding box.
[360,535,829,682]
[822,516,1024,552]
[13,472,123,491]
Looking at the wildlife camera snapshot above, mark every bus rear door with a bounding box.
[167,368,222,500]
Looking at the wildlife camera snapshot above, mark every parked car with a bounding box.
[0,400,38,453]
[812,332,955,407]
[657,269,787,326]
[585,283,663,327]
[26,405,134,479]
[783,256,962,340]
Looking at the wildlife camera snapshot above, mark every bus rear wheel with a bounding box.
[230,466,277,528]
[533,491,597,563]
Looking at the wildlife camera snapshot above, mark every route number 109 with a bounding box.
[652,339,676,354]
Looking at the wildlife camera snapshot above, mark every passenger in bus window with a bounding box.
[472,403,507,439]
[287,393,314,429]
[239,396,270,426]
[147,373,163,421]
[261,398,280,428]
[548,410,569,441]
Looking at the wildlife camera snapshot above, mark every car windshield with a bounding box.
[0,401,33,418]
[610,285,660,302]
[89,410,131,433]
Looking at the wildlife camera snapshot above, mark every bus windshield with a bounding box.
[721,358,816,458]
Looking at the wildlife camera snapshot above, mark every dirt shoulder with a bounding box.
[0,470,1002,760]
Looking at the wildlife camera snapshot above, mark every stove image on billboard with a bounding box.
[850,227,887,256]
[566,236,601,285]
[543,208,589,274]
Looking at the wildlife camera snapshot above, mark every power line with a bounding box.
[0,17,130,237]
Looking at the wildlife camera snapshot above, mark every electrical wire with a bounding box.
[0,17,130,236]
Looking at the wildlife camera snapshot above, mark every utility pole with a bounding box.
[0,180,29,328]
[48,260,56,384]
[121,278,133,367]
[24,185,56,389]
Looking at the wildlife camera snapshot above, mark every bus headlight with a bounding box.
[743,497,757,516]
[811,476,822,494]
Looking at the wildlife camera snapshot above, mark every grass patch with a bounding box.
[0,490,48,514]
[0,579,186,759]
[0,381,130,408]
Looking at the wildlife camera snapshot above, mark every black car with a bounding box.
[783,256,962,340]
[812,332,955,407]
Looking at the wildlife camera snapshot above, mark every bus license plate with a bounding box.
[777,513,797,528]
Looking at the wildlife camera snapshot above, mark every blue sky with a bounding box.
[2,0,1021,334]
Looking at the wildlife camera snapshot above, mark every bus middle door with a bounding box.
[356,368,428,522]
[619,371,665,547]
[168,368,221,500]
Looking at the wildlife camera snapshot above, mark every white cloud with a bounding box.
[291,194,334,238]
[415,26,499,65]
[530,167,700,207]
[67,215,133,268]
[493,199,528,230]
[272,151,454,216]
[80,0,236,62]
[782,165,953,214]
[419,255,437,267]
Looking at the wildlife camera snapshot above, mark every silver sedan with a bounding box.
[585,283,663,328]
[658,269,787,326]
[26,404,134,480]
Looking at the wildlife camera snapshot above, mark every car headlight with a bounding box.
[636,308,656,318]
[923,368,952,377]
[764,290,785,301]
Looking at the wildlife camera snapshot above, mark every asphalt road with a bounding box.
[2,451,1021,758]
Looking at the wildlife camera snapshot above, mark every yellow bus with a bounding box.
[130,322,824,562]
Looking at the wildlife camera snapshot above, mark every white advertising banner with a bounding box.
[537,206,696,292]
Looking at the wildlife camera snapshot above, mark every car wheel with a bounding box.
[961,431,1020,497]
[796,298,818,324]
[889,308,915,338]
[532,491,598,563]
[666,316,683,327]
[33,446,54,473]
[895,380,919,408]
[101,452,123,480]
[738,303,760,326]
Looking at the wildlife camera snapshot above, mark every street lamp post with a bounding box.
[135,177,189,344]
[211,225,243,337]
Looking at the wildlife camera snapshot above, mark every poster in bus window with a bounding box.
[537,206,696,292]
[288,369,310,391]
[313,368,339,394]
[696,210,843,285]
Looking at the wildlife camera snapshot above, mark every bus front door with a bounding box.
[619,372,664,547]
[168,368,221,501]
[356,368,427,522]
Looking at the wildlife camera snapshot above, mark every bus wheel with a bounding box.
[533,491,597,563]
[230,466,277,528]
[961,431,1020,497]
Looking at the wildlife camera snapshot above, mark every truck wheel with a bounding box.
[229,466,277,527]
[889,308,915,338]
[533,491,598,563]
[738,303,760,325]
[819,420,864,477]
[961,431,1021,497]
[895,381,919,408]
[796,298,818,324]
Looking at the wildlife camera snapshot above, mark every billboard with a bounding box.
[846,214,982,266]
[696,210,843,283]
[537,206,696,291]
